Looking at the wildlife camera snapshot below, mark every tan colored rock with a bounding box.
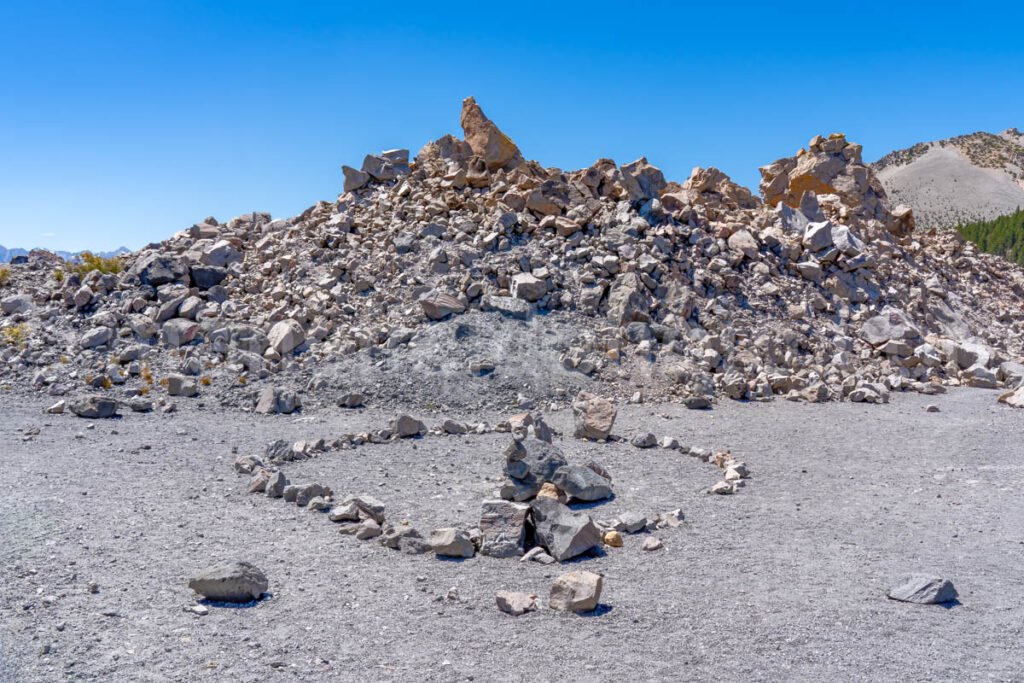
[999,384,1024,408]
[602,530,623,548]
[536,482,566,503]
[572,391,616,441]
[549,570,603,612]
[419,290,466,320]
[460,97,522,172]
[267,319,305,355]
[495,591,537,616]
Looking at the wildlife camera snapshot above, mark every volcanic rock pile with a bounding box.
[1,98,1023,408]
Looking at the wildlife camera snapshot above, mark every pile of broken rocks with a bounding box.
[2,96,1023,413]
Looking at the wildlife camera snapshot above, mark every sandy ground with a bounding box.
[2,388,1023,682]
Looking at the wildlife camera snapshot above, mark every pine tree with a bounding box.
[957,208,1024,265]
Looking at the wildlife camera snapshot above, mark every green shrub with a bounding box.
[1,323,30,347]
[68,252,123,277]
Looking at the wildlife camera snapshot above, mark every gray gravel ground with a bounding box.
[2,388,1023,682]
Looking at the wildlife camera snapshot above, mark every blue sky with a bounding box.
[1,1,1022,251]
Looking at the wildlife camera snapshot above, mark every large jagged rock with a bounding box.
[528,497,602,562]
[459,97,523,172]
[619,157,667,201]
[129,252,188,287]
[551,464,613,502]
[760,133,910,236]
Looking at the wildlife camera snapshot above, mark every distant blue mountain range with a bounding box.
[0,245,131,263]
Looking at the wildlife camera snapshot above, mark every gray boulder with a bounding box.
[379,523,430,554]
[166,374,198,397]
[551,465,612,502]
[190,265,227,290]
[255,387,301,415]
[79,326,113,349]
[264,471,287,498]
[631,432,657,448]
[69,396,119,419]
[188,561,268,603]
[504,437,567,488]
[295,483,332,507]
[429,528,476,558]
[529,498,602,562]
[1,294,32,315]
[479,499,529,558]
[887,575,958,604]
[391,414,426,438]
[131,253,188,287]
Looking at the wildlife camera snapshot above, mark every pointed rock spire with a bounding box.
[459,97,523,172]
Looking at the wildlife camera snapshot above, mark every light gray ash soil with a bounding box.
[2,388,1023,682]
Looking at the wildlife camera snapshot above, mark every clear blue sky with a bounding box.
[2,1,1022,252]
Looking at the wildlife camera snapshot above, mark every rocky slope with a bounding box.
[1,98,1023,413]
[873,129,1024,228]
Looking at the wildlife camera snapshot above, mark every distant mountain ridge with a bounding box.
[0,244,130,263]
[872,129,1024,229]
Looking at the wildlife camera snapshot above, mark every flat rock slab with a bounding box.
[887,574,958,604]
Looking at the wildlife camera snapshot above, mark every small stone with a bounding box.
[709,481,734,495]
[342,495,386,523]
[642,537,664,551]
[631,432,657,448]
[355,519,382,540]
[329,501,361,522]
[602,530,623,548]
[925,404,940,413]
[617,511,648,533]
[307,496,329,511]
[429,528,476,558]
[495,591,537,616]
[684,396,712,410]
